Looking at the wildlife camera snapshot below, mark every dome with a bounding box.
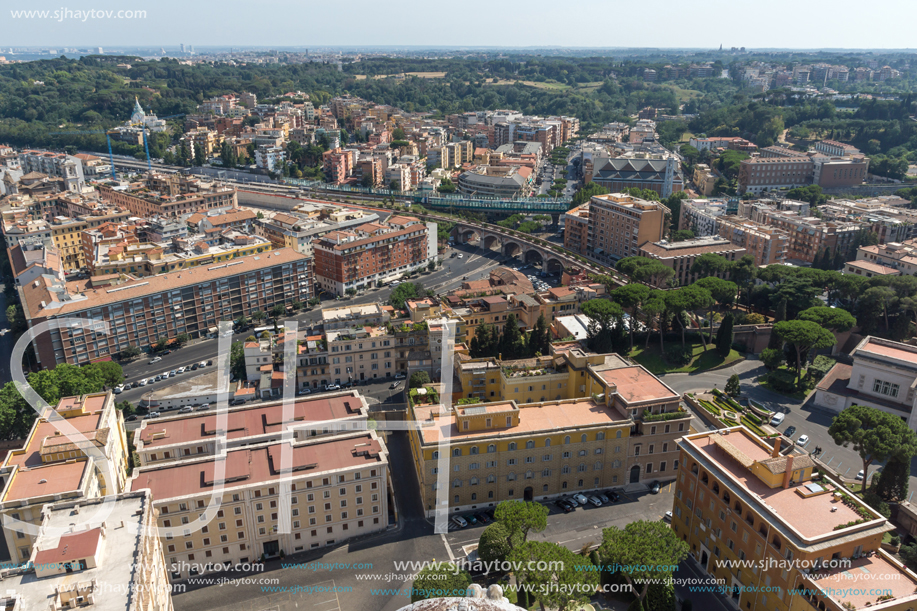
[130,96,146,124]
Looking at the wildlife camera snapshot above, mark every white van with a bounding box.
[770,412,786,426]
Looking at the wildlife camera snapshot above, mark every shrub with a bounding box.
[808,355,837,380]
[664,344,693,366]
[767,369,798,393]
[863,490,891,518]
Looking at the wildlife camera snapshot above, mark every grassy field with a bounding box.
[662,84,705,104]
[629,340,742,375]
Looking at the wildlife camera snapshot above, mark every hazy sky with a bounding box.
[4,0,916,50]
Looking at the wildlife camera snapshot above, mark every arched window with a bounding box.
[507,473,516,481]
[487,475,496,483]
[616,430,622,439]
[508,442,517,451]
[723,492,731,503]
[594,462,602,470]
[487,444,496,453]
[542,469,551,477]
[525,470,534,479]
[544,438,551,447]
[691,463,699,475]
[452,448,462,457]
[453,479,462,488]
[562,481,568,489]
[581,434,588,443]
[701,473,709,485]
[432,451,439,460]
[578,464,586,472]
[526,440,535,449]
[470,477,479,486]
[470,446,479,455]
[564,436,571,445]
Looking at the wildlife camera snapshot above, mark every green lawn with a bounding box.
[629,340,741,375]
[755,366,817,401]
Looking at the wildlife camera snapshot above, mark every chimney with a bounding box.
[782,455,795,489]
[772,437,781,458]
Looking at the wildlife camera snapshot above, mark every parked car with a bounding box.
[178,406,193,414]
[147,411,161,418]
[325,384,341,391]
[457,254,464,258]
[125,415,137,421]
[856,470,865,480]
[177,367,186,374]
[191,364,199,370]
[475,513,489,524]
[465,514,478,526]
[149,356,162,364]
[113,386,123,394]
[206,360,213,366]
[168,370,176,377]
[195,404,210,411]
[770,412,786,426]
[138,379,148,387]
[597,493,609,504]
[298,388,312,395]
[390,381,402,389]
[663,511,673,523]
[451,516,468,529]
[557,500,574,513]
[199,361,207,368]
[230,399,246,406]
[573,493,589,505]
[588,496,603,507]
[394,373,406,379]
[797,434,810,446]
[784,426,797,438]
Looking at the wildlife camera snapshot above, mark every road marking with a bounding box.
[440,533,456,561]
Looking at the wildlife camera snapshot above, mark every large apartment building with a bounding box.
[0,392,130,564]
[410,345,688,516]
[854,239,917,277]
[564,193,668,265]
[758,210,861,264]
[313,216,436,296]
[674,426,916,611]
[737,156,815,195]
[19,248,312,367]
[130,431,389,582]
[716,217,789,267]
[99,180,237,219]
[638,236,746,287]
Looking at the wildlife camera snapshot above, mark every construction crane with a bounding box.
[49,129,118,180]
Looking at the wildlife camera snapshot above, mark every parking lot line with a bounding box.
[441,533,456,561]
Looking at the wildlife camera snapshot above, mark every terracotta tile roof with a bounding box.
[598,366,680,406]
[33,527,102,566]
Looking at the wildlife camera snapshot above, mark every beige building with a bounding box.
[0,392,130,563]
[638,235,746,287]
[0,490,173,611]
[564,193,668,264]
[130,431,389,582]
[411,344,689,516]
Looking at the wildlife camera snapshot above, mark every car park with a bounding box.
[179,406,193,414]
[451,516,468,529]
[573,493,589,505]
[770,412,785,426]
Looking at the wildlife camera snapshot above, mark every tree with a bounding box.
[155,337,168,352]
[528,313,551,357]
[876,458,909,502]
[665,286,712,350]
[251,310,266,324]
[829,404,917,493]
[230,341,246,380]
[509,541,598,611]
[611,284,651,351]
[500,313,525,360]
[770,277,821,319]
[598,520,689,608]
[618,257,675,288]
[477,522,517,564]
[774,320,837,388]
[715,313,734,357]
[690,253,730,279]
[175,332,190,346]
[730,255,758,307]
[427,260,435,272]
[410,562,471,603]
[671,229,695,242]
[581,299,624,354]
[120,345,141,360]
[725,374,741,397]
[643,291,668,352]
[470,323,499,358]
[798,306,856,333]
[271,303,286,318]
[760,347,785,370]
[694,277,737,345]
[345,287,357,297]
[493,500,548,545]
[389,282,422,309]
[90,361,124,389]
[409,371,430,389]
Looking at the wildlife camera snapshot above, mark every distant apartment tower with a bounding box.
[737,156,814,195]
[564,193,668,264]
[716,217,788,266]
